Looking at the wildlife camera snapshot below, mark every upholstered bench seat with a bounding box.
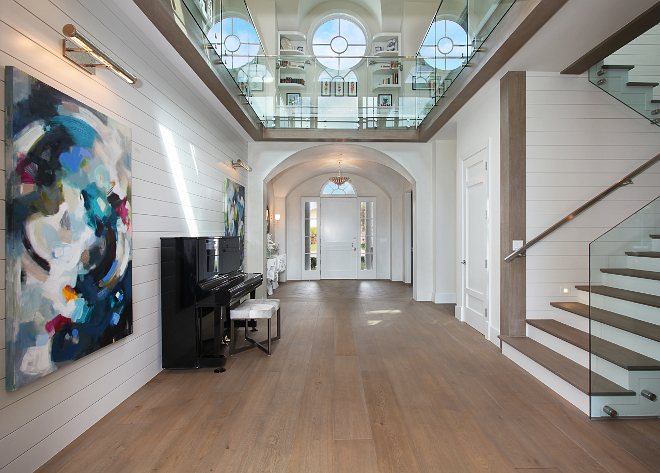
[229,299,280,356]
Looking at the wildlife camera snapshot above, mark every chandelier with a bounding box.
[329,161,350,185]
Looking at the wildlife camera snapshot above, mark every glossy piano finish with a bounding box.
[160,236,263,369]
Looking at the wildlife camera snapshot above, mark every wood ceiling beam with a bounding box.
[562,2,660,75]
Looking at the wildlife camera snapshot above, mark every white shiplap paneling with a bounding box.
[526,72,660,320]
[0,0,249,471]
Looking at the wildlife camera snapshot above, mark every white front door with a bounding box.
[321,197,357,279]
[462,146,489,336]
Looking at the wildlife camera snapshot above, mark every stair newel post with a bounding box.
[500,71,527,338]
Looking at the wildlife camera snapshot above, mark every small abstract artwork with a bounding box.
[4,67,133,391]
[224,178,245,261]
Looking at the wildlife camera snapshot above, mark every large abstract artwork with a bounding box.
[224,178,245,260]
[4,67,133,391]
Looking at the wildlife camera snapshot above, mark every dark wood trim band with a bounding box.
[500,71,526,338]
[562,2,660,75]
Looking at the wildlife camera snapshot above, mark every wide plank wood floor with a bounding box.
[37,280,660,473]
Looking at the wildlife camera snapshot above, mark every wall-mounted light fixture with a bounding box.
[232,159,252,171]
[274,214,281,224]
[62,24,137,84]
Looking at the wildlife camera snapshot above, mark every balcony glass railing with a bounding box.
[589,24,660,126]
[589,193,660,418]
[177,0,516,130]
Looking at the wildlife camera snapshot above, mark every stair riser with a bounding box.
[552,307,590,332]
[626,255,660,272]
[590,319,660,362]
[527,325,631,389]
[578,291,660,325]
[592,375,660,418]
[602,273,660,297]
[501,341,589,414]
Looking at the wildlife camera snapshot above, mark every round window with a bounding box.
[312,17,367,71]
[207,17,261,69]
[418,20,472,70]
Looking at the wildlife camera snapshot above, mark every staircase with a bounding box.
[590,61,660,125]
[501,231,660,418]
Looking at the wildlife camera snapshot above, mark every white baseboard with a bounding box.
[433,293,457,303]
[455,305,462,320]
[487,325,500,346]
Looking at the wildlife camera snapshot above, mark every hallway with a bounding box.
[37,281,660,473]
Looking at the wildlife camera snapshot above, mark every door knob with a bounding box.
[461,260,466,265]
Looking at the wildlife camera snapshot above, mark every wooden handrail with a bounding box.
[504,152,660,262]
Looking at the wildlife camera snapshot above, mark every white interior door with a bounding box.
[321,197,357,279]
[462,147,489,336]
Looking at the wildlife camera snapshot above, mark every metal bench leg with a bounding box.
[275,308,281,341]
[229,318,236,356]
[267,317,271,356]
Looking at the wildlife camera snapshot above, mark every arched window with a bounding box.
[321,180,356,195]
[418,20,472,70]
[207,17,261,69]
[312,16,367,71]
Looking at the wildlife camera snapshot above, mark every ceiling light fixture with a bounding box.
[232,159,252,171]
[62,24,137,84]
[329,160,350,185]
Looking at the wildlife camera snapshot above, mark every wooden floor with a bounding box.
[38,280,660,473]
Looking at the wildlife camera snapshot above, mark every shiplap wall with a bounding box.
[605,24,660,100]
[0,0,248,471]
[526,72,660,320]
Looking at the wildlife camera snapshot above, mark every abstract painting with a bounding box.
[224,178,245,261]
[4,67,133,391]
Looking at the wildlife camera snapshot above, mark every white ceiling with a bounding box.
[261,0,441,33]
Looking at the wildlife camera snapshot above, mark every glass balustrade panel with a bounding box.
[589,191,660,419]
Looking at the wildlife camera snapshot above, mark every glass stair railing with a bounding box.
[176,0,516,131]
[589,24,660,126]
[588,196,660,418]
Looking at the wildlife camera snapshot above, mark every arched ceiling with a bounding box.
[266,144,413,198]
[270,0,441,33]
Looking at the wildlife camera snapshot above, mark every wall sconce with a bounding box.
[274,214,281,224]
[62,24,137,84]
[232,159,252,172]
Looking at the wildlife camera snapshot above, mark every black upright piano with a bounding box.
[161,236,263,369]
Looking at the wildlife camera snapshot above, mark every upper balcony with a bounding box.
[134,0,567,142]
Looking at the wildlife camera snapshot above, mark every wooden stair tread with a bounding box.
[626,251,660,258]
[527,319,660,370]
[601,268,660,281]
[627,81,660,87]
[651,100,660,104]
[602,64,635,70]
[650,235,660,239]
[499,336,635,396]
[551,302,660,344]
[576,285,660,309]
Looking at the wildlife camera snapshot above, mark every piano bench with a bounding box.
[229,299,281,356]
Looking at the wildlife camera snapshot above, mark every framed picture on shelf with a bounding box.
[378,94,392,107]
[321,80,331,96]
[297,46,304,52]
[334,81,344,96]
[348,81,358,97]
[387,38,397,51]
[287,93,301,106]
[375,46,383,53]
[412,76,433,90]
[249,78,263,91]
